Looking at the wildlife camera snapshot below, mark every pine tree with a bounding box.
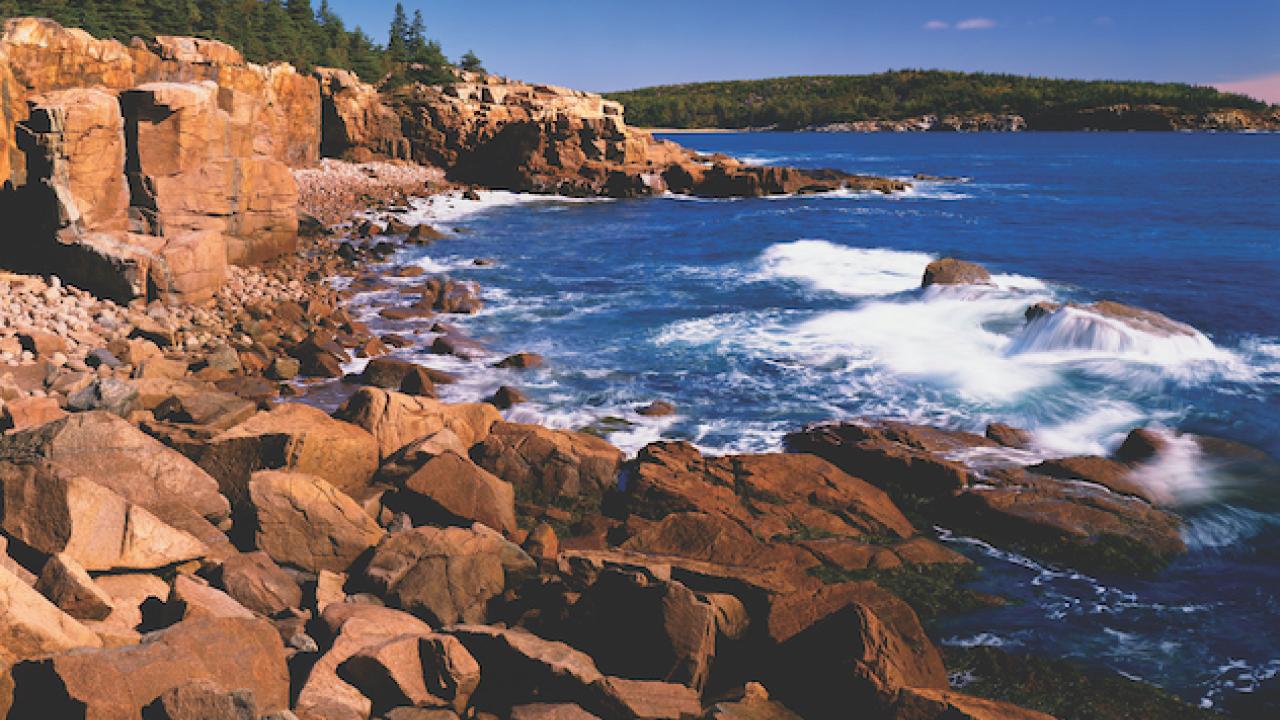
[459,50,484,73]
[386,2,408,63]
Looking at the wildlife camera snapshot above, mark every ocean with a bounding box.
[341,131,1280,711]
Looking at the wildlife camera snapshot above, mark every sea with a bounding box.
[337,131,1280,712]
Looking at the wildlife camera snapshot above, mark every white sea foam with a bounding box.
[1005,305,1225,365]
[390,190,612,229]
[754,240,934,297]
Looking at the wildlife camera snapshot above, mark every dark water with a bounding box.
[347,132,1280,711]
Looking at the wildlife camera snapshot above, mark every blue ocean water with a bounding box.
[349,132,1280,710]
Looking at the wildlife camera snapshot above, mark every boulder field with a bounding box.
[0,230,1222,720]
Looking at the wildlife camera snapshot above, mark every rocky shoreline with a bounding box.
[0,196,1229,718]
[0,15,1245,720]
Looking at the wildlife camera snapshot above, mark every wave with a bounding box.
[1005,305,1226,366]
[391,190,613,229]
[754,240,935,297]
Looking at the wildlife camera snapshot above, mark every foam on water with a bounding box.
[1006,305,1224,365]
[754,240,934,297]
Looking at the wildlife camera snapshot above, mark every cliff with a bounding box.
[321,69,906,198]
[0,18,317,303]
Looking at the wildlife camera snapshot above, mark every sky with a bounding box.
[327,0,1280,101]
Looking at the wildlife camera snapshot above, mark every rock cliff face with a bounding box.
[0,18,317,302]
[321,70,907,198]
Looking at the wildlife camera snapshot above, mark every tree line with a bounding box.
[0,0,485,86]
[607,70,1271,129]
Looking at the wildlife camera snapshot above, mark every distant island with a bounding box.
[607,70,1280,131]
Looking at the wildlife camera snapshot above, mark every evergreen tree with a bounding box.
[386,2,408,62]
[459,50,483,73]
[101,0,153,41]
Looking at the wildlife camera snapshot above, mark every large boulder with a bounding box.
[296,603,435,720]
[625,441,915,544]
[337,633,480,715]
[0,410,230,526]
[473,422,623,503]
[392,451,518,536]
[448,625,606,713]
[764,582,947,717]
[0,564,102,662]
[784,421,981,508]
[363,525,536,626]
[34,553,115,621]
[246,470,386,573]
[921,258,991,287]
[336,388,501,459]
[568,567,717,691]
[196,403,379,505]
[215,551,303,618]
[8,616,289,719]
[0,460,207,571]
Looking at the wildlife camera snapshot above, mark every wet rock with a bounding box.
[636,401,676,417]
[489,385,528,409]
[363,525,535,625]
[1028,455,1156,502]
[1114,428,1168,464]
[496,352,544,369]
[921,258,991,287]
[473,422,623,504]
[247,470,386,573]
[431,332,487,359]
[985,423,1032,449]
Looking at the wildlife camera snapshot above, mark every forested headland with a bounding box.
[606,70,1273,129]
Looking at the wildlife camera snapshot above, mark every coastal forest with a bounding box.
[607,70,1273,129]
[0,0,484,85]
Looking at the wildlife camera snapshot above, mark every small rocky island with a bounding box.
[0,17,1236,720]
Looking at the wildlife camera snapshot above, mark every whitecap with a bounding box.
[753,239,935,297]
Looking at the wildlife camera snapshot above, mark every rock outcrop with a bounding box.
[319,69,908,199]
[0,18,314,302]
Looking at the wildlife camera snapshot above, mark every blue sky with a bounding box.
[327,1,1280,99]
